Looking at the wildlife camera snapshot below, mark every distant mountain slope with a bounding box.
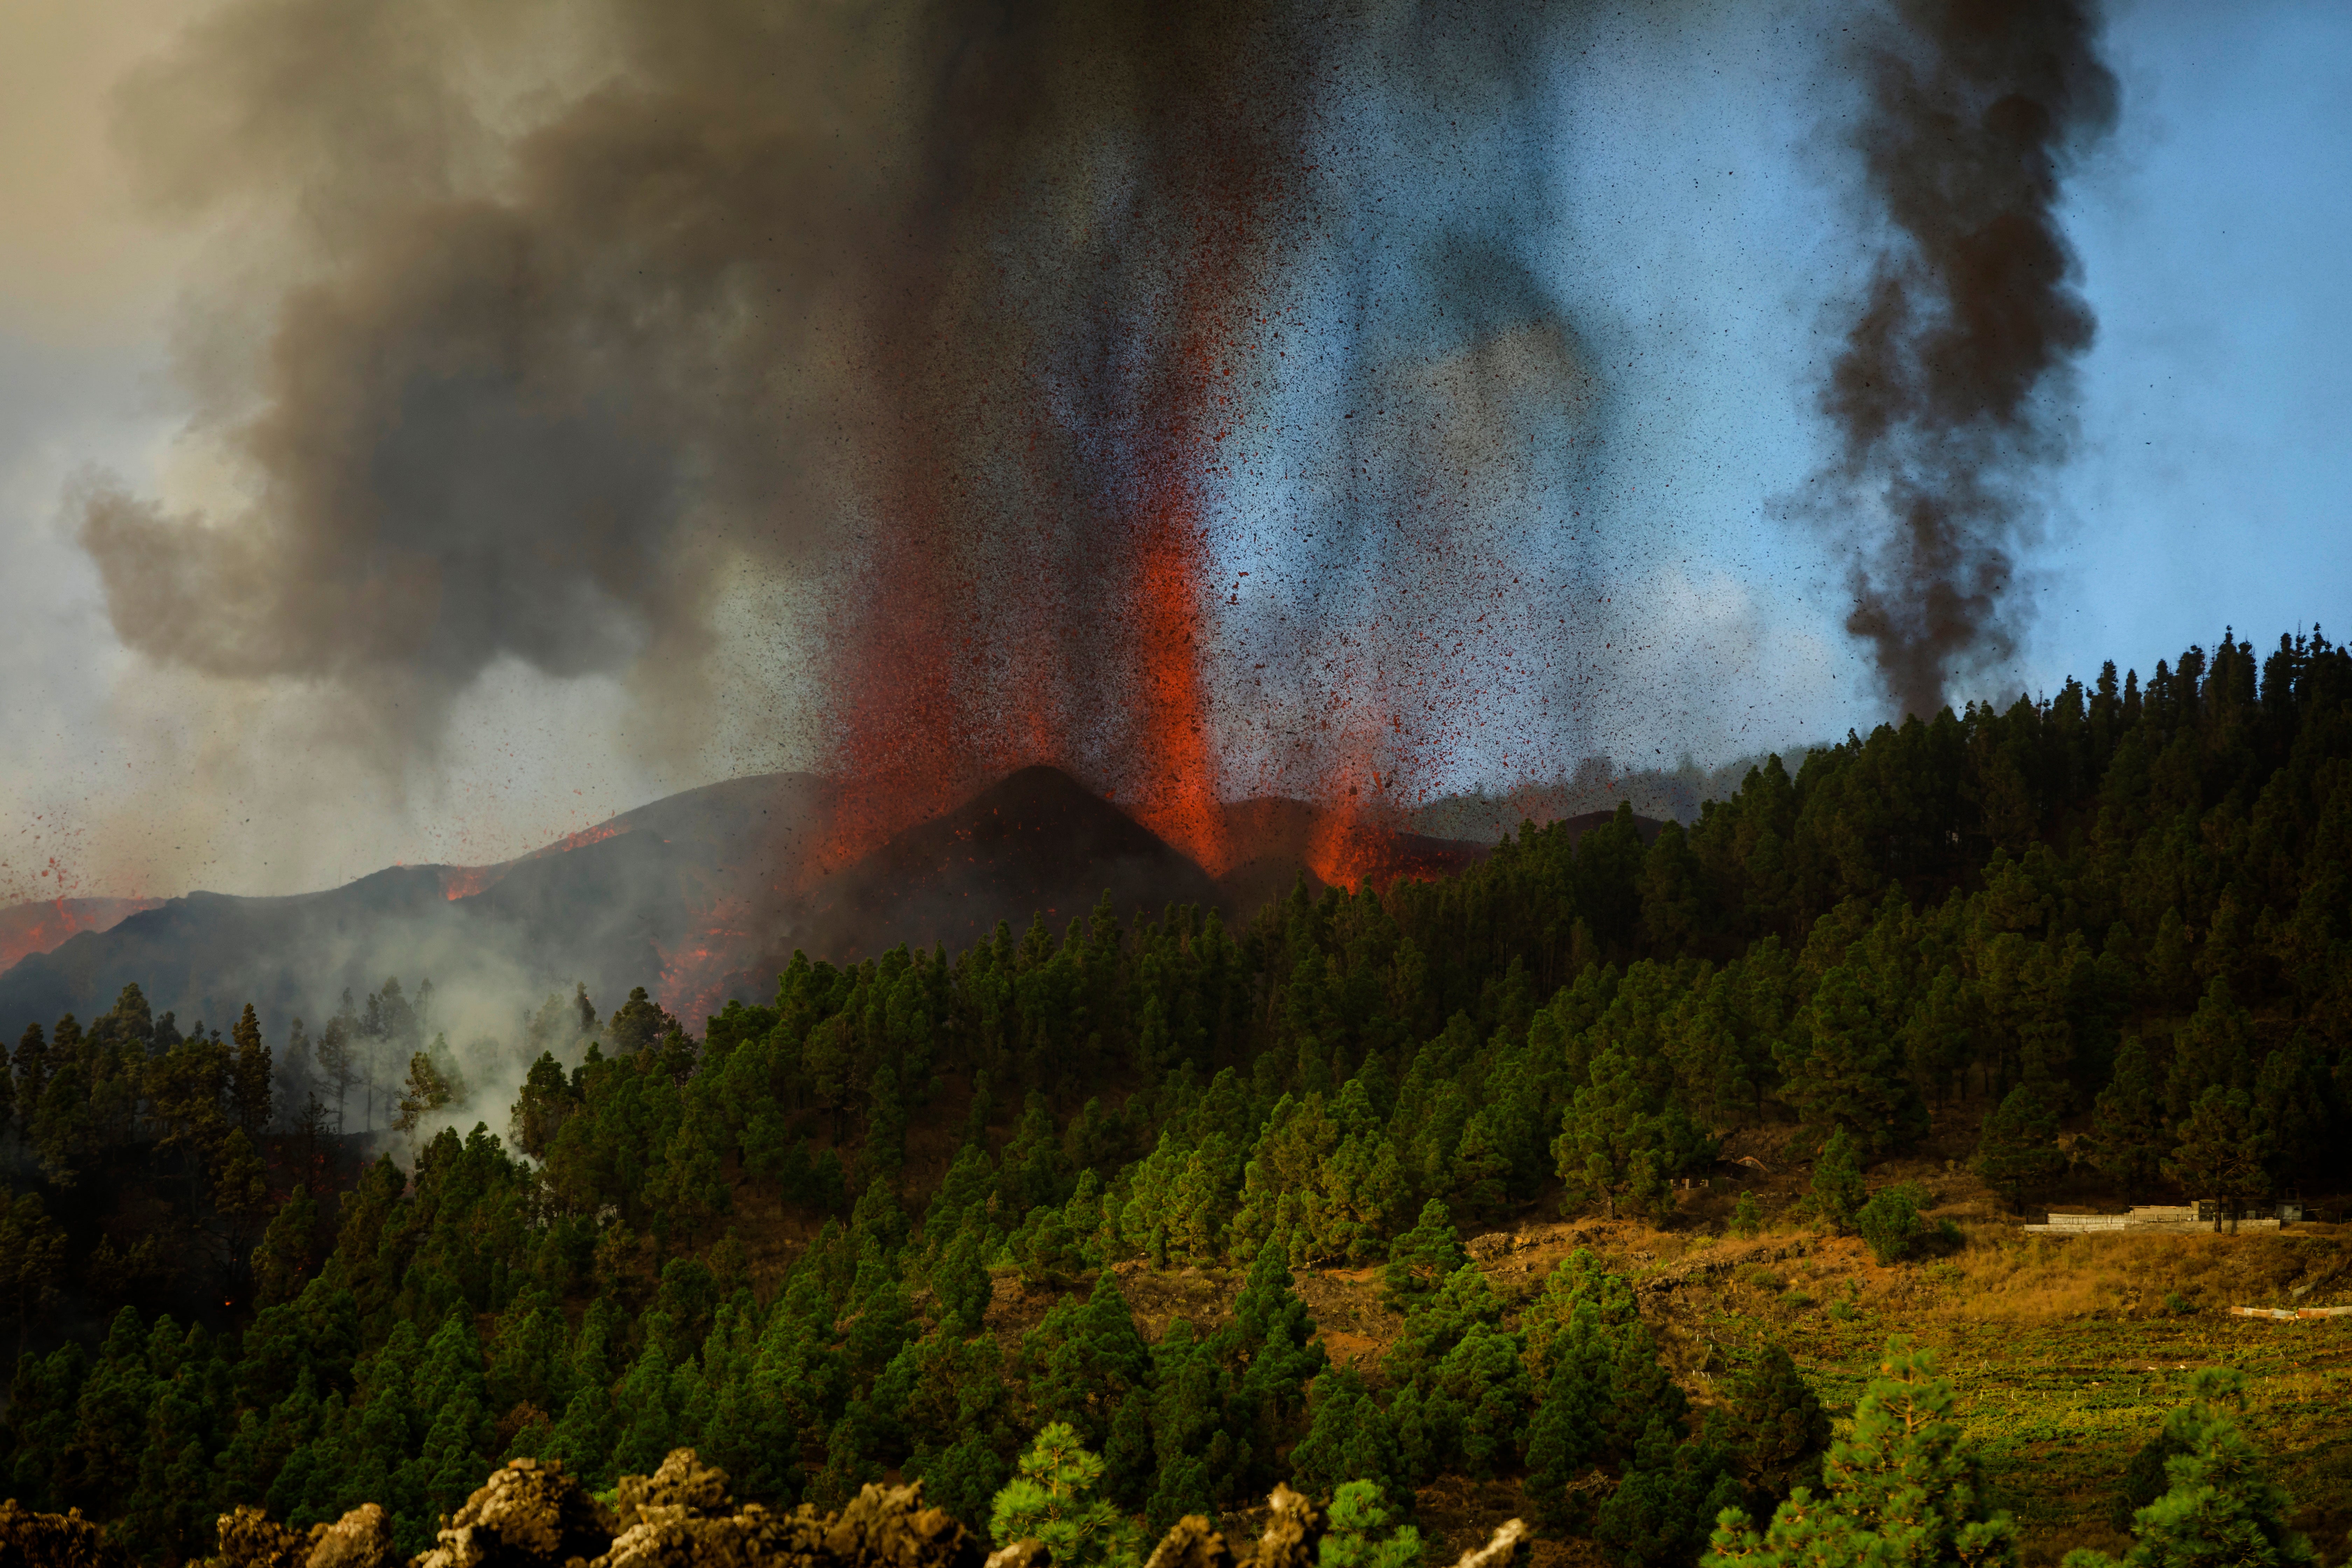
[0,767,1533,1035]
[801,765,1226,953]
[0,774,834,1035]
[0,896,164,972]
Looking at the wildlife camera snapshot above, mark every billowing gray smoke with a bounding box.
[80,0,927,758]
[75,0,2117,797]
[1823,0,2118,720]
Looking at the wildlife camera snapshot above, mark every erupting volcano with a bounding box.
[34,0,2120,1035]
[0,763,1502,1033]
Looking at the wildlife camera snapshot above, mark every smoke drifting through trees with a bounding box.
[1820,0,2118,720]
[72,0,2116,852]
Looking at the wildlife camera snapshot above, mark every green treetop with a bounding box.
[2062,1368,2312,1568]
[1707,1338,2016,1568]
[989,1422,1139,1568]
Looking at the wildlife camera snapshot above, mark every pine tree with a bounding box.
[1722,1344,1829,1503]
[1706,1339,2016,1568]
[2061,1369,2314,1568]
[2163,1087,2272,1232]
[1382,1198,1468,1313]
[1524,1259,1682,1528]
[391,1051,454,1144]
[1026,1272,1152,1449]
[2164,980,2253,1121]
[2091,1037,2169,1192]
[1320,1480,1424,1568]
[1146,1320,1234,1530]
[0,1191,67,1357]
[1810,1128,1866,1231]
[1782,964,1927,1150]
[214,1130,274,1298]
[989,1422,1138,1568]
[1291,1370,1410,1519]
[1974,1082,2065,1212]
[1555,1045,1716,1220]
[1853,1185,1924,1265]
[231,1004,274,1137]
[934,1217,996,1337]
[913,1432,1012,1536]
[1597,1411,1743,1568]
[13,1022,48,1113]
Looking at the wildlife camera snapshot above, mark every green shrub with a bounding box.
[1811,1129,1867,1231]
[1854,1184,1926,1265]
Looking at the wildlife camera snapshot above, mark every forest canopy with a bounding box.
[2,626,2348,1564]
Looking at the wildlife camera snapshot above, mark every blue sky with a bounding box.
[0,0,2345,898]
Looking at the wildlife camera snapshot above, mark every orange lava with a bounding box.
[811,18,1308,875]
[542,820,627,856]
[1303,797,1380,892]
[0,896,164,972]
[439,865,499,900]
[656,893,750,1030]
[1125,484,1229,874]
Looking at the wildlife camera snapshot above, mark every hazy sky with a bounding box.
[1,0,2345,904]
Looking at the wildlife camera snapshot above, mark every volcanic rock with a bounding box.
[210,1505,310,1568]
[1450,1520,1529,1568]
[201,1453,1526,1568]
[798,766,1225,959]
[1141,1517,1233,1568]
[818,1480,981,1568]
[413,1458,614,1568]
[0,1497,131,1567]
[306,1503,398,1568]
[1246,1486,1324,1568]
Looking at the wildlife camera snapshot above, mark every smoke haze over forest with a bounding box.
[1,0,2347,905]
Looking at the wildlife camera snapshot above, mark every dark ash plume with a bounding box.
[1824,0,2117,720]
[76,0,1604,832]
[81,0,924,759]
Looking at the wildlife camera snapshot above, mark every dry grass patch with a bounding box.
[1922,1226,2352,1322]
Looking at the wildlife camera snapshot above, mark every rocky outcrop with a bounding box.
[1449,1520,1528,1568]
[1141,1516,1234,1568]
[1246,1486,1325,1568]
[211,1506,312,1568]
[0,1498,133,1567]
[203,1450,1525,1568]
[413,1459,614,1568]
[200,1500,400,1568]
[307,1506,400,1568]
[593,1450,812,1568]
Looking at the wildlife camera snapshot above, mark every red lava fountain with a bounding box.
[1125,492,1227,875]
[818,28,1299,880]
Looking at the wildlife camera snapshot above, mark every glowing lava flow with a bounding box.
[656,892,750,1029]
[0,896,164,972]
[439,866,499,901]
[1124,485,1229,875]
[534,820,629,858]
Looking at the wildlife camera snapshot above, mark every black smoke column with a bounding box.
[1825,0,2118,720]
